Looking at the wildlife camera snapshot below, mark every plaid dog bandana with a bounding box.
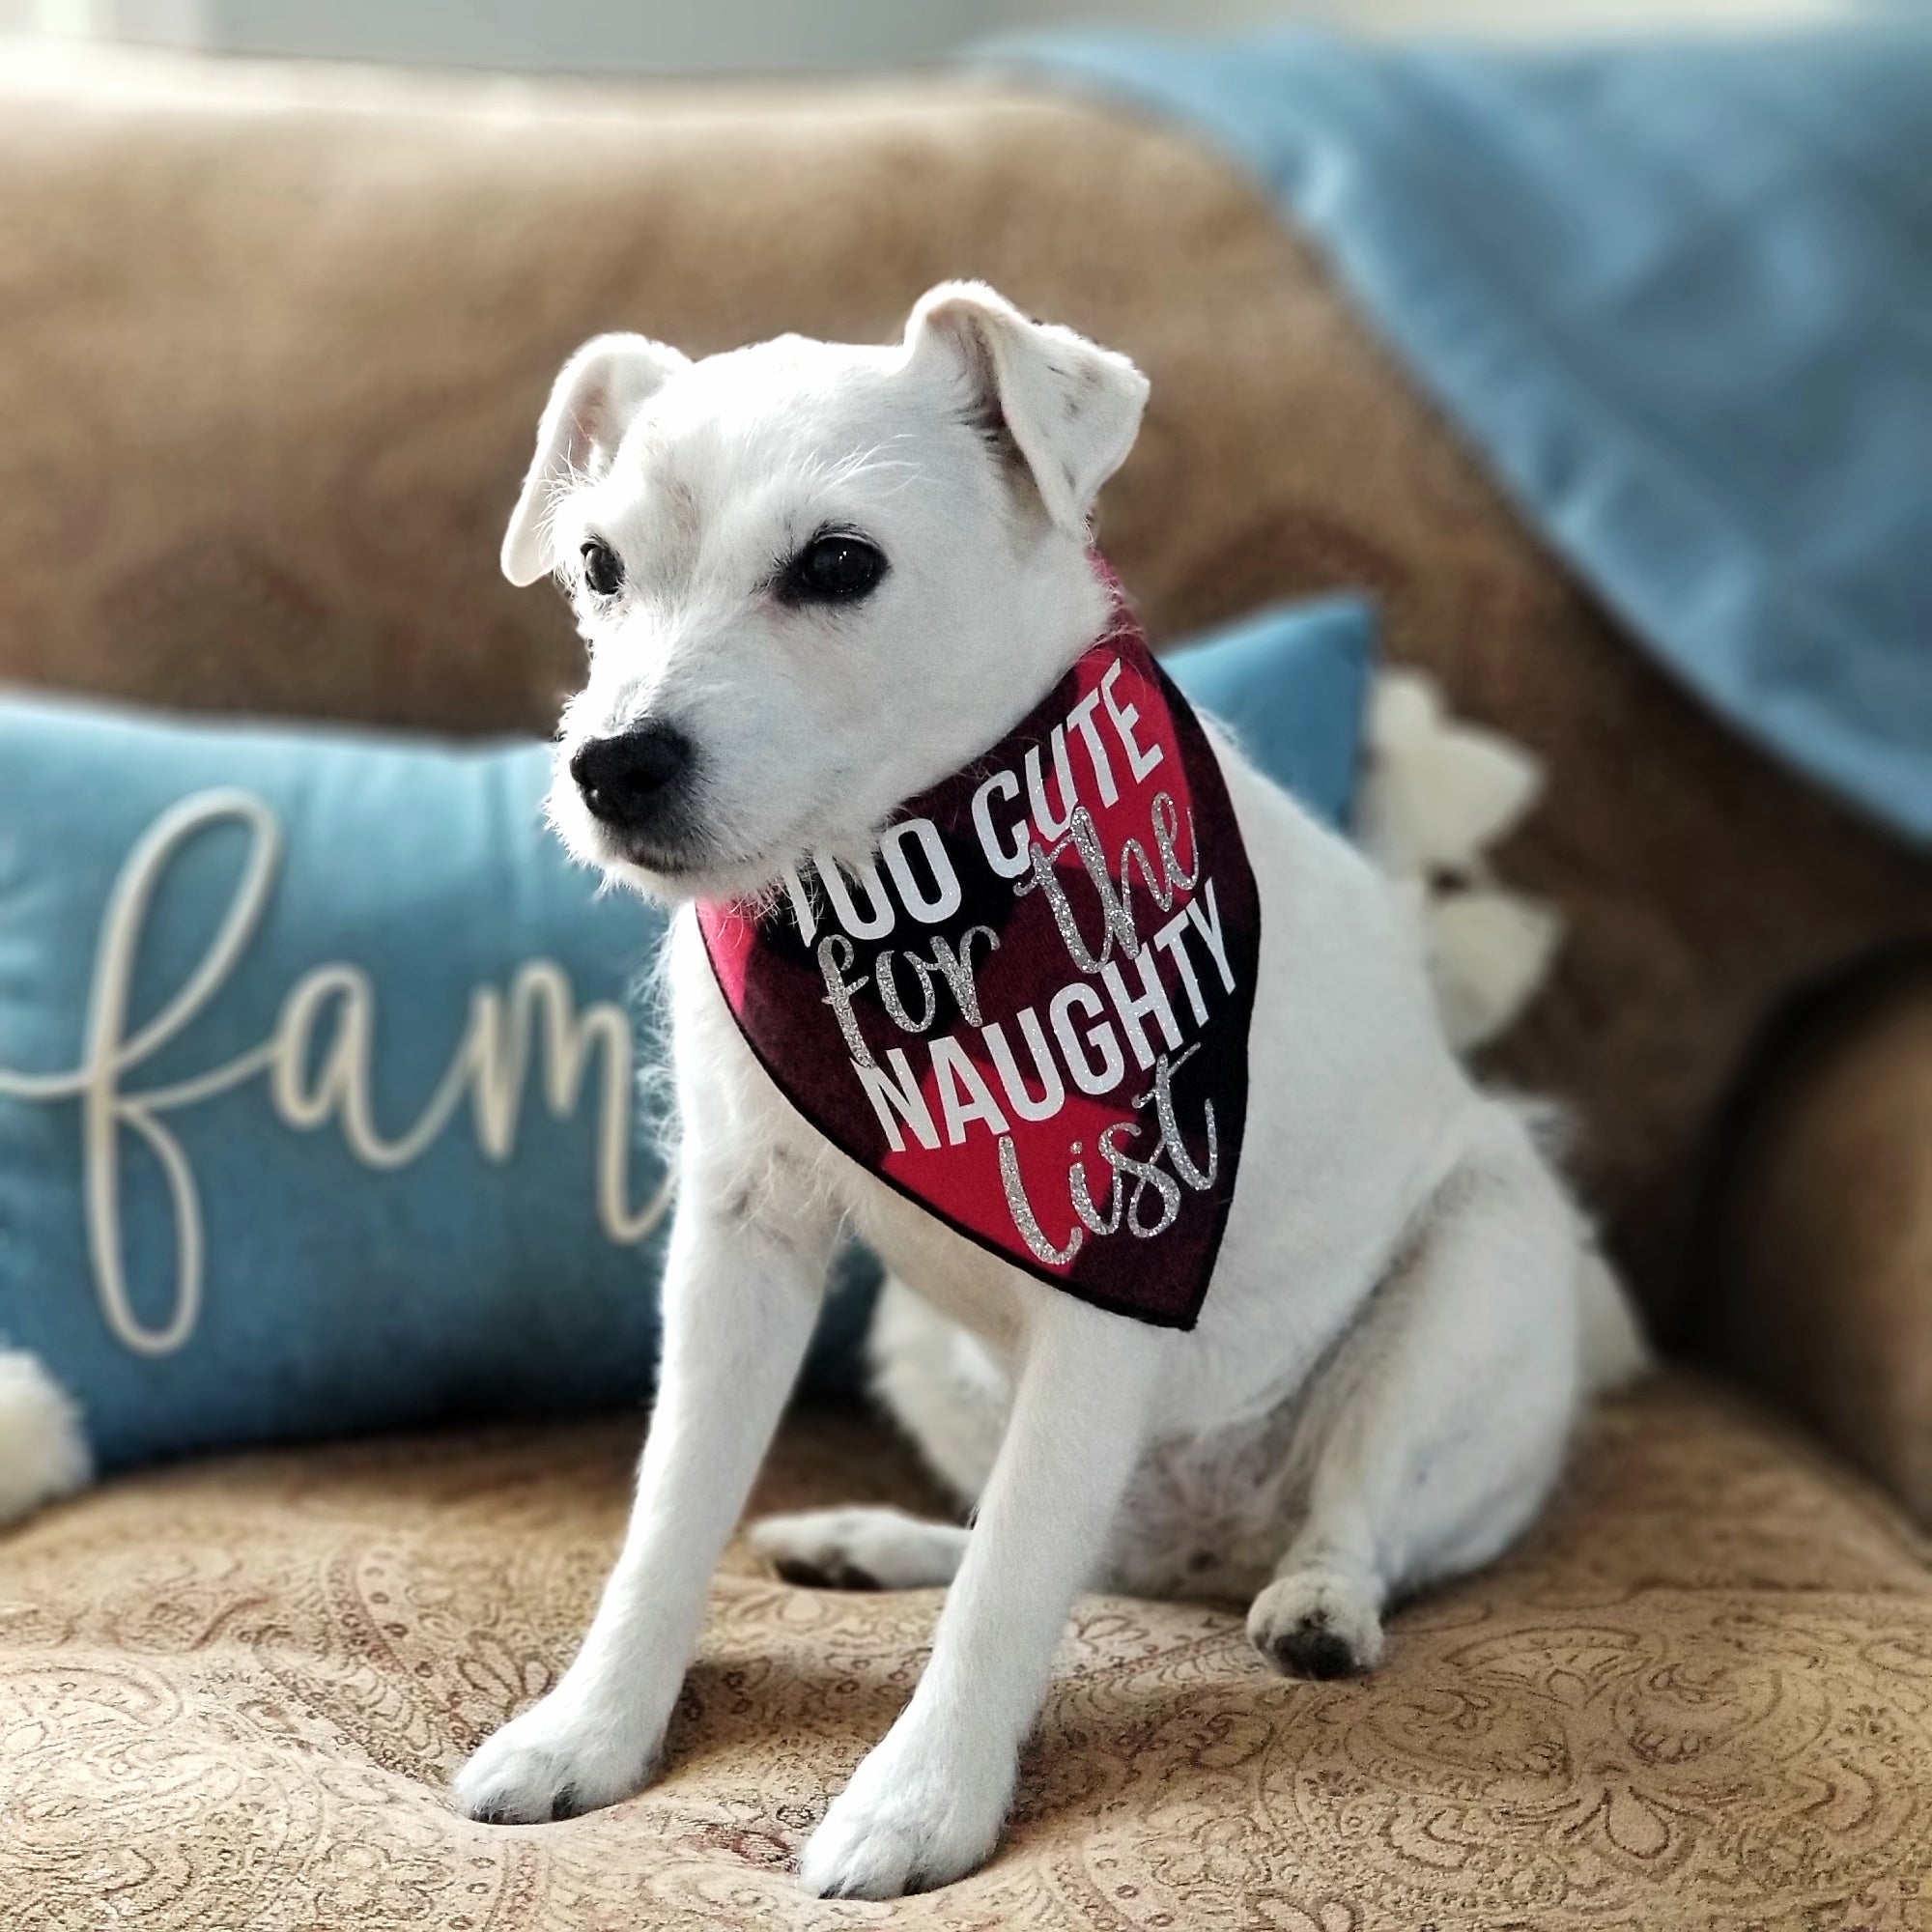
[697,576,1260,1329]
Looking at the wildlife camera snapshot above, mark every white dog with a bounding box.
[454,283,1644,1898]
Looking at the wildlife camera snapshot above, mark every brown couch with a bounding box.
[3,43,1929,1931]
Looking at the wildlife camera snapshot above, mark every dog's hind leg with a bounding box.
[750,1506,968,1590]
[1247,1103,1583,1679]
[747,1277,1001,1591]
[866,1272,1010,1505]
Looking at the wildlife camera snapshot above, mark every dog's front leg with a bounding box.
[800,1293,1165,1898]
[454,1157,835,1824]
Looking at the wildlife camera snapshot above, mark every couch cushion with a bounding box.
[2,1374,1927,1929]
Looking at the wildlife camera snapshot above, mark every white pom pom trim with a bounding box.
[1425,889,1564,1052]
[1356,668,1563,1053]
[0,1347,93,1528]
[1577,1243,1652,1395]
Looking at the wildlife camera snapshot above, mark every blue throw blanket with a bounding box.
[992,24,1932,843]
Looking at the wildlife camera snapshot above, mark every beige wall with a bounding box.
[991,0,1854,31]
[6,0,1862,71]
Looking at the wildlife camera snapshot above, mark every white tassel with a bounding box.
[1577,1244,1652,1394]
[1425,888,1563,1052]
[0,1347,92,1527]
[1359,671,1545,874]
[1357,668,1563,1051]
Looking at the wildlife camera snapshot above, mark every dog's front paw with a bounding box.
[798,1719,1013,1898]
[454,1690,663,1825]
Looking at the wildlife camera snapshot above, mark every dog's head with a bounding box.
[503,283,1149,903]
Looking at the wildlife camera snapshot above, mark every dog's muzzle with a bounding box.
[570,721,695,846]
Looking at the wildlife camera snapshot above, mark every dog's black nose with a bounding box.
[571,722,694,833]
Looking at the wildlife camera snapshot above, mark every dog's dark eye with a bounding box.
[781,533,887,606]
[581,539,625,598]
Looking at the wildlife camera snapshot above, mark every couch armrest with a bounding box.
[1702,948,1932,1525]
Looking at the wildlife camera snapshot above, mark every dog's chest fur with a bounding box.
[862,1264,1331,1600]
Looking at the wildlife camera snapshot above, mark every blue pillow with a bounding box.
[1167,594,1372,820]
[0,595,1372,1472]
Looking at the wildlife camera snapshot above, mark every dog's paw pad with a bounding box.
[773,1552,881,1592]
[1247,1570,1384,1680]
[749,1506,964,1592]
[1265,1611,1366,1680]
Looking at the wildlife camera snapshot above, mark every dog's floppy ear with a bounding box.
[501,333,689,585]
[903,282,1149,536]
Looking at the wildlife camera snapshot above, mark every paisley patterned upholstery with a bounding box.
[3,1379,1928,1929]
